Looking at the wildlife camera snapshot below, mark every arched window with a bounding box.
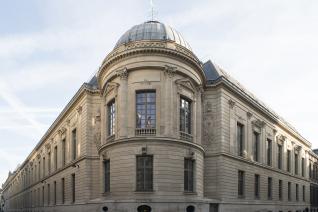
[137,205,152,212]
[186,205,195,212]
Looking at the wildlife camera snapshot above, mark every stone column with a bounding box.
[116,68,129,138]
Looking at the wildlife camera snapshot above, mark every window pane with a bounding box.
[136,91,156,129]
[180,98,191,134]
[136,156,153,191]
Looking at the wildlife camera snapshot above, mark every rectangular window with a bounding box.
[180,97,192,134]
[48,152,51,174]
[237,123,244,157]
[184,158,195,192]
[253,131,260,162]
[38,161,41,180]
[238,170,245,197]
[53,181,56,205]
[136,91,156,129]
[287,150,291,172]
[301,158,305,177]
[296,184,299,201]
[268,177,272,200]
[71,173,75,203]
[104,160,110,192]
[136,155,153,191]
[42,186,44,206]
[303,185,305,201]
[295,153,299,175]
[47,183,50,205]
[72,129,77,160]
[61,178,65,204]
[288,182,291,201]
[62,139,66,166]
[279,180,283,200]
[278,144,282,169]
[254,174,260,199]
[267,139,272,166]
[107,100,116,136]
[54,146,58,171]
[43,157,46,176]
[309,161,312,178]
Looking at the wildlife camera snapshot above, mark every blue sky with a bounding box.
[1,0,318,185]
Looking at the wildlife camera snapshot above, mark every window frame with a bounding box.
[237,122,244,157]
[135,90,156,129]
[254,174,260,199]
[266,138,272,166]
[72,129,77,161]
[180,96,192,135]
[278,144,283,170]
[238,170,245,198]
[103,159,110,193]
[184,158,195,192]
[253,131,260,162]
[268,177,272,200]
[136,155,153,192]
[107,99,116,137]
[279,179,283,201]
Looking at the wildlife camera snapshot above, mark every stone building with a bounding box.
[310,150,318,210]
[1,20,318,212]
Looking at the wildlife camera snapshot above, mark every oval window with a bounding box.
[102,206,108,211]
[137,205,152,212]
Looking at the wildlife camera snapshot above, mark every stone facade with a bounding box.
[1,21,317,212]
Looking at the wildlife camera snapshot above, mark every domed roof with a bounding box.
[115,21,192,51]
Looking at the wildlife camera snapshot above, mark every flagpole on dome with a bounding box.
[149,0,158,22]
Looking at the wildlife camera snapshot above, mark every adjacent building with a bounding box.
[1,20,317,212]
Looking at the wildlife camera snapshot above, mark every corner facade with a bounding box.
[1,21,316,212]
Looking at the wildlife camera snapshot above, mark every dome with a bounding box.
[115,21,192,51]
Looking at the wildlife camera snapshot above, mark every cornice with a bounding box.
[2,84,100,188]
[98,137,205,154]
[206,77,312,148]
[98,41,204,86]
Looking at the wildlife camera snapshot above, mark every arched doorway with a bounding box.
[186,205,195,212]
[137,205,152,212]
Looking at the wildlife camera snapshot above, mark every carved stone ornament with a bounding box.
[228,99,236,109]
[247,111,253,119]
[164,65,177,78]
[58,127,67,135]
[116,67,128,80]
[93,110,101,150]
[175,78,196,94]
[37,154,41,159]
[103,82,119,97]
[294,145,302,152]
[276,134,287,145]
[252,119,266,128]
[76,106,82,114]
